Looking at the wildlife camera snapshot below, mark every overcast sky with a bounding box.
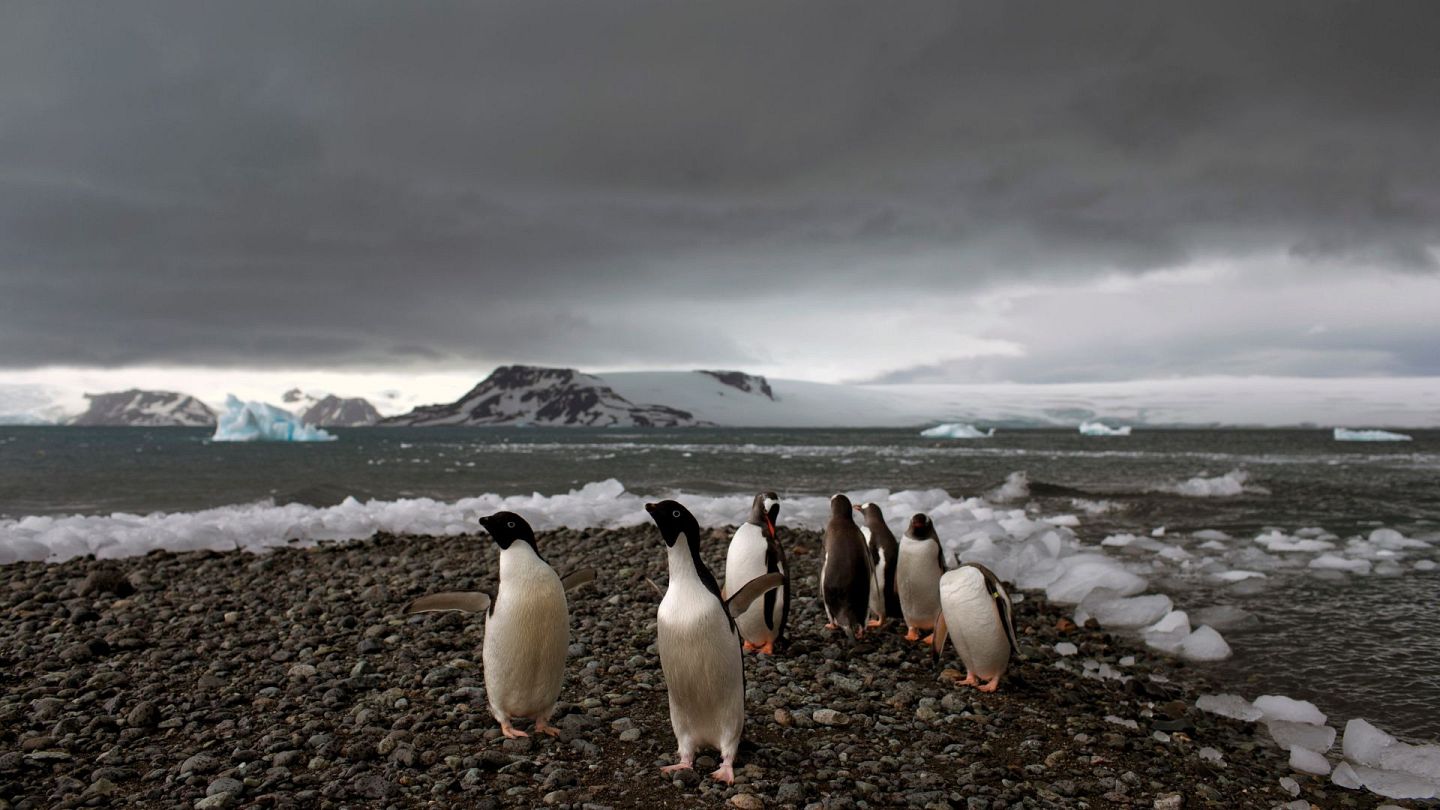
[2,1,1438,393]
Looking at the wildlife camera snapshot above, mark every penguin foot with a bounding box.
[758,641,775,655]
[904,627,920,641]
[710,761,735,784]
[660,761,693,774]
[824,622,838,631]
[866,618,883,628]
[534,719,561,738]
[978,676,1001,693]
[500,723,529,739]
[920,633,935,645]
[742,641,759,652]
[957,671,979,687]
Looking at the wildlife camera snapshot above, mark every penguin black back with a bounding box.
[859,502,903,619]
[822,494,871,634]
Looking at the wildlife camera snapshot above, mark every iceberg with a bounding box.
[1333,428,1412,442]
[1078,421,1132,436]
[212,395,337,443]
[920,422,995,439]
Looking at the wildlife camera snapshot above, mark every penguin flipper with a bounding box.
[726,572,785,617]
[932,610,948,668]
[561,567,597,591]
[406,591,493,614]
[989,576,1020,660]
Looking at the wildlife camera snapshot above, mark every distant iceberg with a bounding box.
[1333,428,1412,442]
[212,395,336,442]
[1078,421,1132,437]
[920,422,995,439]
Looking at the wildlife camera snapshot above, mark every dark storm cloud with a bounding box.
[2,2,1439,371]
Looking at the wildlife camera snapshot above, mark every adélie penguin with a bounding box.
[933,562,1019,692]
[723,491,789,654]
[405,512,595,738]
[854,501,902,628]
[646,500,783,784]
[821,494,874,639]
[897,512,947,643]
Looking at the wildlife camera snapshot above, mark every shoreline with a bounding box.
[0,527,1423,809]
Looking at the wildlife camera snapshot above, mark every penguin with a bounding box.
[723,491,789,654]
[821,493,874,639]
[646,500,782,784]
[405,512,594,739]
[897,512,947,643]
[933,562,1019,692]
[854,501,902,628]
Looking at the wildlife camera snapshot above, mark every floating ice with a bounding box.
[1078,421,1132,436]
[1144,610,1193,653]
[1417,560,1438,572]
[1074,593,1172,629]
[1171,469,1249,498]
[1255,695,1328,726]
[1255,530,1336,553]
[1333,428,1412,442]
[1309,554,1372,575]
[987,471,1030,503]
[1045,554,1147,604]
[1267,720,1336,753]
[213,395,336,443]
[1196,693,1263,722]
[920,423,994,439]
[1174,624,1232,661]
[1290,746,1332,775]
[1213,570,1266,582]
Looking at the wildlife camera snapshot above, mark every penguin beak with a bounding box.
[644,502,658,515]
[852,504,863,513]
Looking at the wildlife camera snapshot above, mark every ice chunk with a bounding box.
[1191,605,1257,630]
[1196,693,1263,722]
[1381,742,1440,780]
[920,423,994,439]
[1279,776,1300,796]
[1333,428,1412,442]
[1053,642,1078,656]
[1144,610,1192,653]
[1104,715,1139,730]
[1045,554,1147,603]
[1332,761,1363,790]
[1175,625,1232,661]
[1343,718,1397,766]
[1352,765,1439,800]
[1198,747,1224,764]
[1194,529,1232,541]
[1368,528,1430,550]
[1309,554,1372,575]
[1078,421,1132,436]
[213,395,336,442]
[1255,695,1328,726]
[1213,570,1266,582]
[1074,593,1172,629]
[1172,469,1249,497]
[1290,745,1332,775]
[1255,530,1336,552]
[1267,720,1336,753]
[988,471,1030,502]
[1417,560,1438,571]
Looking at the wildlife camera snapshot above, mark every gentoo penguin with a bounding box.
[406,512,594,738]
[854,501,901,628]
[646,500,782,784]
[897,512,947,643]
[821,494,873,639]
[723,492,789,654]
[933,562,1019,692]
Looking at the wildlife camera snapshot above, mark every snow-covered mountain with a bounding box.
[299,395,382,427]
[69,390,216,427]
[381,365,708,427]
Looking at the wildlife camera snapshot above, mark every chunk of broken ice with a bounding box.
[1289,745,1332,776]
[1144,610,1192,653]
[1266,719,1335,753]
[1308,554,1372,575]
[1196,693,1263,722]
[1074,593,1173,629]
[1254,695,1328,726]
[1175,625,1232,661]
[1053,642,1078,656]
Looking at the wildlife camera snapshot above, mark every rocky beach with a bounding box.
[0,526,1423,809]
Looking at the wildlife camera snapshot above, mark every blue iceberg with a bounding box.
[920,422,995,439]
[212,395,336,442]
[1079,421,1132,437]
[1333,428,1411,442]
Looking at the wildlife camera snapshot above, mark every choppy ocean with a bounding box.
[2,425,1437,741]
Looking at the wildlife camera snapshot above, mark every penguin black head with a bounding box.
[645,500,700,548]
[478,511,536,551]
[829,493,854,519]
[749,492,781,530]
[908,512,936,539]
[855,501,884,522]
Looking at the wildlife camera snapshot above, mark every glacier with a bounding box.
[1078,421,1132,436]
[212,395,336,442]
[919,422,995,439]
[1333,428,1413,442]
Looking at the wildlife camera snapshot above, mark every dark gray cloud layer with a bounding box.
[2,2,1438,376]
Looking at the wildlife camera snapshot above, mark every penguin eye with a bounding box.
[506,521,515,529]
[672,510,681,518]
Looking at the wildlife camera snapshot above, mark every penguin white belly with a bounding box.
[868,545,888,620]
[482,556,569,721]
[940,569,1010,680]
[724,525,775,644]
[897,538,942,629]
[657,580,745,753]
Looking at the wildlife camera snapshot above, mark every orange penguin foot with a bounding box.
[920,633,935,645]
[825,622,838,631]
[904,627,920,641]
[534,719,561,738]
[759,640,776,655]
[500,722,529,739]
[958,671,979,687]
[711,760,735,784]
[742,641,759,652]
[866,618,883,628]
[978,676,1001,693]
[661,760,693,774]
